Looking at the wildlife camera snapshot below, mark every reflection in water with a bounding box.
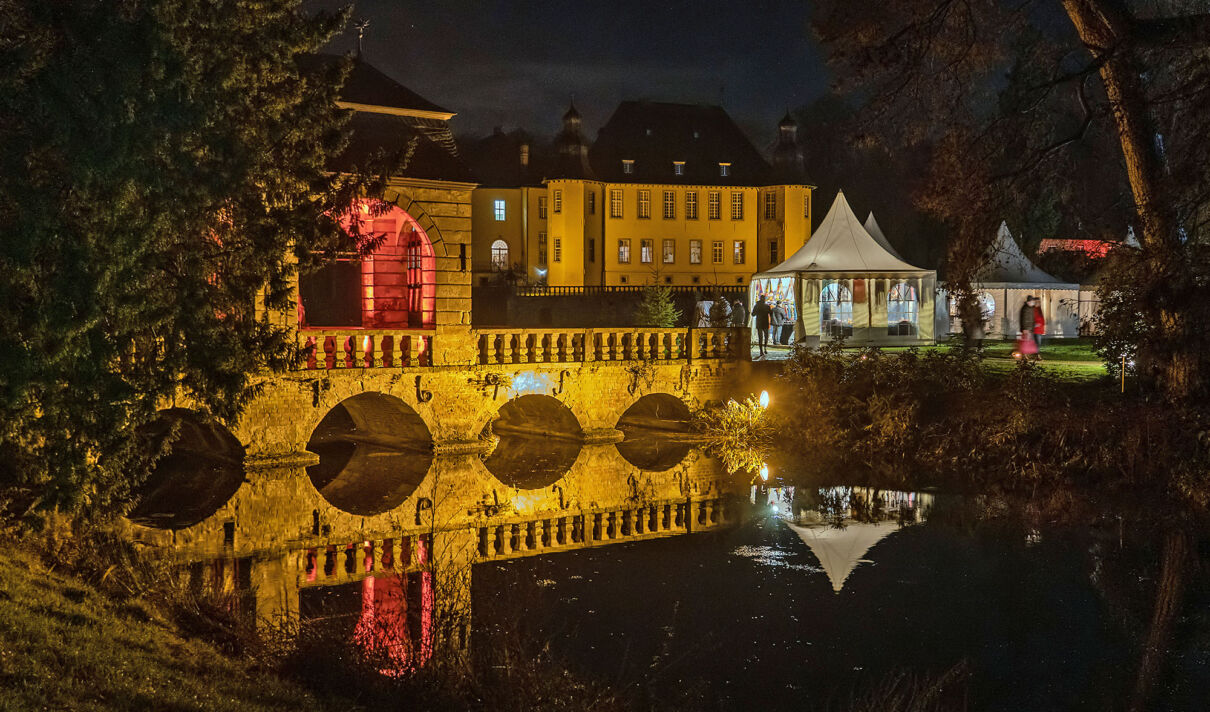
[128,409,246,529]
[306,393,433,515]
[300,539,434,676]
[481,434,581,489]
[614,435,692,471]
[307,442,431,516]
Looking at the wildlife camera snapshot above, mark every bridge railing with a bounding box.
[297,329,433,370]
[473,327,746,365]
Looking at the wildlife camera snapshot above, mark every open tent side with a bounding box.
[751,191,937,347]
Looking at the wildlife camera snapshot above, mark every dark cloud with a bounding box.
[305,0,828,145]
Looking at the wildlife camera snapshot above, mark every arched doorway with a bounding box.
[298,204,436,329]
[490,239,509,272]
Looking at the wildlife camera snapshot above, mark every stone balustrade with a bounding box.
[474,327,746,366]
[298,329,433,370]
[474,497,734,562]
[300,533,430,586]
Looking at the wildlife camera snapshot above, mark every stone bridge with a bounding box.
[129,324,756,665]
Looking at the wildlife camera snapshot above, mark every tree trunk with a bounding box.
[1128,530,1192,712]
[1062,0,1200,400]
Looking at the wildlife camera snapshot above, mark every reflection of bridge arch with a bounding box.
[482,394,583,489]
[128,409,246,529]
[306,393,434,515]
[615,393,694,472]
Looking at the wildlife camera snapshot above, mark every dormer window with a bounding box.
[673,161,685,176]
[622,159,635,174]
[719,162,731,177]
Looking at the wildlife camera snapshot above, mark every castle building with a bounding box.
[468,101,813,289]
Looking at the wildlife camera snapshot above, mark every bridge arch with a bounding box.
[127,408,246,529]
[615,393,694,472]
[482,394,583,489]
[306,392,434,516]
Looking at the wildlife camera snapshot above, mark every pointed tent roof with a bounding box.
[758,191,930,276]
[863,212,904,261]
[975,222,1077,288]
[788,520,901,593]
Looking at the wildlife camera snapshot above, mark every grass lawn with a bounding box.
[0,549,350,712]
[879,336,1110,382]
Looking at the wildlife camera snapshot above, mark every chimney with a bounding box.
[519,143,530,167]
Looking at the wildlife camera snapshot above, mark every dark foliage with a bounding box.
[0,1,396,516]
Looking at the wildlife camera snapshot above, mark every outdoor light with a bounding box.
[759,463,769,481]
[536,268,547,277]
[759,390,770,409]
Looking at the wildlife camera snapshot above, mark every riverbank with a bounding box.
[0,546,351,712]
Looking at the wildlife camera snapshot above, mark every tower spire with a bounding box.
[354,18,370,58]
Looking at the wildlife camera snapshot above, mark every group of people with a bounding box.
[1017,295,1047,358]
[751,294,793,357]
[693,295,748,329]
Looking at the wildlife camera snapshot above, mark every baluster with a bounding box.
[557,333,568,362]
[381,335,394,368]
[477,529,489,558]
[517,333,530,363]
[361,335,374,368]
[322,336,336,370]
[536,333,548,363]
[362,541,374,572]
[304,335,318,369]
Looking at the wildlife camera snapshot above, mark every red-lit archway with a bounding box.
[299,204,436,329]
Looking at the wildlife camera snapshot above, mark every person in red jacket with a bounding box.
[1031,296,1046,350]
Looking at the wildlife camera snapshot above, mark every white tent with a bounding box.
[939,222,1081,339]
[751,191,937,346]
[864,212,905,261]
[788,520,900,593]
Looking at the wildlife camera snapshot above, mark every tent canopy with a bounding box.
[975,222,1078,289]
[756,191,930,277]
[863,211,905,261]
[789,520,901,593]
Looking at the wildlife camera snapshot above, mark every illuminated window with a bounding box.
[538,196,547,219]
[821,281,854,339]
[610,189,623,218]
[553,238,562,263]
[764,193,777,220]
[622,159,635,174]
[538,232,547,265]
[769,239,779,265]
[730,192,743,220]
[804,193,810,219]
[686,191,698,220]
[708,191,721,220]
[663,191,675,219]
[640,239,654,263]
[618,239,631,263]
[712,240,723,264]
[638,190,651,219]
[493,199,506,221]
[663,239,675,263]
[719,162,730,177]
[673,161,685,176]
[690,239,702,264]
[491,239,509,270]
[620,275,629,284]
[733,240,745,264]
[553,190,562,214]
[587,191,595,214]
[888,282,918,336]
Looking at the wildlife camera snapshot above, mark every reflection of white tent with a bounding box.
[864,212,904,261]
[788,520,900,593]
[939,222,1081,338]
[751,191,937,346]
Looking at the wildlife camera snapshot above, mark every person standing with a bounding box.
[1018,296,1035,342]
[730,298,747,327]
[752,295,772,357]
[1032,296,1046,351]
[777,301,794,345]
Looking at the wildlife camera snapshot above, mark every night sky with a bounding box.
[305,0,829,147]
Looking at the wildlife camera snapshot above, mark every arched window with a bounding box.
[298,204,436,329]
[820,281,853,339]
[490,239,509,271]
[887,282,918,336]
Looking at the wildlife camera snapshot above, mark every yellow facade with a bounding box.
[536,180,812,288]
[470,186,550,285]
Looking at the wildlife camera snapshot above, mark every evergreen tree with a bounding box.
[0,1,392,515]
[634,285,682,327]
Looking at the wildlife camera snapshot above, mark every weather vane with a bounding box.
[354,18,370,57]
